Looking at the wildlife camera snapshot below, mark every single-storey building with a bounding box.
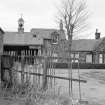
[0,17,105,64]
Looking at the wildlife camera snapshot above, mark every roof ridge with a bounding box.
[31,28,59,31]
[5,31,30,33]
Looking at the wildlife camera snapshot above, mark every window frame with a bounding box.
[86,54,92,63]
[99,54,103,64]
[74,53,79,63]
[51,32,59,44]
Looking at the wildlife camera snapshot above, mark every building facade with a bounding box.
[3,17,65,58]
[1,17,105,64]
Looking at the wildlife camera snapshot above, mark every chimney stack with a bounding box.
[95,29,100,39]
[60,19,63,31]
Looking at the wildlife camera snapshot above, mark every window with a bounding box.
[52,53,58,62]
[86,54,92,63]
[71,53,74,62]
[33,34,37,38]
[99,54,103,64]
[75,53,79,63]
[70,53,79,63]
[51,31,59,44]
[71,53,74,58]
[52,35,58,44]
[75,53,79,58]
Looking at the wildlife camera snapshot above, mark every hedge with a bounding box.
[48,63,105,69]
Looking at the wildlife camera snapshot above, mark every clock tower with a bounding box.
[18,15,24,33]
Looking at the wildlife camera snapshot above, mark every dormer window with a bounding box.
[52,35,58,44]
[33,34,37,38]
[51,31,59,44]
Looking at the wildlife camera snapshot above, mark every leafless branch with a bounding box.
[57,0,89,40]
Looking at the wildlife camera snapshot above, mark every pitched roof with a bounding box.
[31,28,65,39]
[60,38,102,52]
[71,39,102,51]
[3,28,66,45]
[4,32,43,45]
[3,29,103,52]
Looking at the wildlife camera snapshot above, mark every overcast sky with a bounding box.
[0,0,105,39]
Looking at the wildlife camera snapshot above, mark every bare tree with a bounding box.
[58,0,89,40]
[57,0,89,96]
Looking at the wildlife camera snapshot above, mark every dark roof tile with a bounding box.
[60,39,102,52]
[31,28,65,39]
[4,32,43,45]
[71,39,102,51]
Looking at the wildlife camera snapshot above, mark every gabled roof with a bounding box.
[4,32,43,45]
[3,28,103,52]
[59,38,103,52]
[3,28,66,45]
[71,39,102,51]
[31,28,65,39]
[93,37,105,51]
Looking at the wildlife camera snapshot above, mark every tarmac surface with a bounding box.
[55,69,105,105]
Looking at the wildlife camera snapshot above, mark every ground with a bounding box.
[0,69,105,105]
[55,69,105,105]
[0,97,25,105]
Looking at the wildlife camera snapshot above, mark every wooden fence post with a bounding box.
[42,55,48,90]
[21,51,25,85]
[0,28,4,86]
